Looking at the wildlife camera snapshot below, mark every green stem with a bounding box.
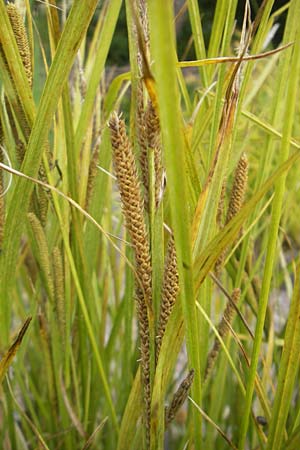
[148,2,202,448]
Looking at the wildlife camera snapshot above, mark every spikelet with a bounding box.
[6,3,32,87]
[27,212,54,299]
[37,185,49,227]
[216,178,227,229]
[165,369,195,427]
[136,81,149,205]
[15,138,25,165]
[0,8,31,141]
[108,112,152,442]
[109,113,152,306]
[204,288,240,382]
[137,95,164,212]
[2,4,32,169]
[34,142,54,226]
[214,154,248,274]
[4,94,30,163]
[135,0,163,213]
[156,235,179,361]
[226,153,248,224]
[52,246,65,346]
[144,100,163,209]
[214,252,225,278]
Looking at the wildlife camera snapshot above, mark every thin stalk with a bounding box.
[148,2,202,448]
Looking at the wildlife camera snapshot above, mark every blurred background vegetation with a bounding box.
[29,0,288,67]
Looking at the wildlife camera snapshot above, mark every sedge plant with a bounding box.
[0,1,300,449]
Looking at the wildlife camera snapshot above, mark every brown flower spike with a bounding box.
[226,153,248,224]
[7,3,32,87]
[165,369,195,427]
[109,112,152,443]
[156,235,179,361]
[215,154,248,275]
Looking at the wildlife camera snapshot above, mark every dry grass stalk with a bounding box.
[165,369,195,427]
[156,235,179,361]
[52,246,66,346]
[7,3,33,88]
[204,288,240,382]
[27,212,54,299]
[108,112,152,442]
